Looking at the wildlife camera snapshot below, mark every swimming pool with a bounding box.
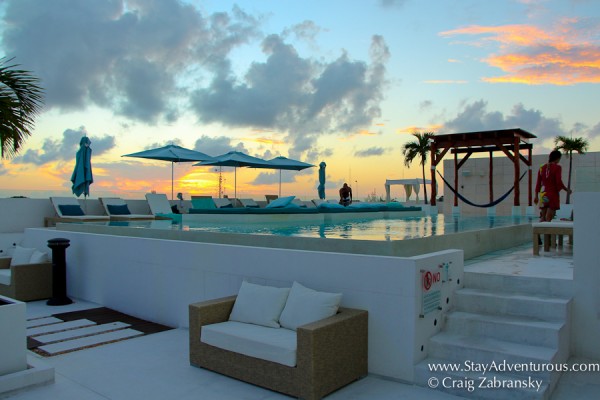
[175,214,534,241]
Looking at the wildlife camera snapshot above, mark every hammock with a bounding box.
[437,170,528,208]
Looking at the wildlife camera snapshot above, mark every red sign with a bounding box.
[423,271,441,291]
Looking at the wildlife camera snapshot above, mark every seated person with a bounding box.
[171,192,185,214]
[339,183,353,207]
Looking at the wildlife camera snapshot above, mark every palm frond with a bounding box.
[0,57,45,159]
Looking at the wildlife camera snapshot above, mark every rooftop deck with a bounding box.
[5,243,598,400]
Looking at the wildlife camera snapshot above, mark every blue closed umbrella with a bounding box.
[317,161,326,199]
[71,136,93,197]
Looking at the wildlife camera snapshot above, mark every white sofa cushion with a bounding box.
[202,321,297,367]
[229,281,290,328]
[30,250,50,264]
[10,246,36,266]
[279,281,342,331]
[0,269,11,285]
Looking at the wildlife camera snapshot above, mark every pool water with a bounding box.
[169,214,534,241]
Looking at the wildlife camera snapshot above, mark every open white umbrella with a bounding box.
[251,156,315,196]
[194,151,271,199]
[123,144,213,199]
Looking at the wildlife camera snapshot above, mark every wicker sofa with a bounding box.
[189,295,368,400]
[0,257,53,301]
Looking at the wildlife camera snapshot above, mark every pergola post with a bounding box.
[454,152,458,207]
[489,151,494,203]
[430,142,438,206]
[428,129,536,212]
[528,147,533,206]
[513,134,520,206]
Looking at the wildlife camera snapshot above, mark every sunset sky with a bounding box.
[1,0,599,201]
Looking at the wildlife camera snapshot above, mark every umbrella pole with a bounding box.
[279,170,282,197]
[171,161,174,200]
[234,167,237,200]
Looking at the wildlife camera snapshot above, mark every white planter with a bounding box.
[0,295,27,376]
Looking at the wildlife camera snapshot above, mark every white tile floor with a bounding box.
[2,243,599,400]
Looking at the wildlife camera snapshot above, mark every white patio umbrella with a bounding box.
[123,144,213,199]
[251,156,315,196]
[194,151,271,199]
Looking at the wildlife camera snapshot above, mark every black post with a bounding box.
[46,238,73,306]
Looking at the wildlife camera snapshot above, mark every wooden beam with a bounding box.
[495,141,515,162]
[450,143,532,154]
[456,151,473,170]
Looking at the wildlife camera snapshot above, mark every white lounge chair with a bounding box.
[213,198,233,208]
[190,196,217,210]
[239,198,260,208]
[99,197,156,220]
[47,197,109,226]
[145,193,175,215]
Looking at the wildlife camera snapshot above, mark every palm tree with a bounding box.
[554,135,589,204]
[402,132,435,204]
[0,57,44,159]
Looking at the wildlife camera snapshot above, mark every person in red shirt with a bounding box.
[534,150,571,222]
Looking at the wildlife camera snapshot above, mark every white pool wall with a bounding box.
[22,227,463,382]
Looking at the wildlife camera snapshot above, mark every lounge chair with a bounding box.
[145,193,180,221]
[47,197,109,226]
[265,194,278,204]
[213,198,233,208]
[99,197,156,220]
[239,198,260,208]
[311,199,325,207]
[291,199,309,208]
[191,196,217,210]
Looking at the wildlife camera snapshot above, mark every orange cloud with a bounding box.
[240,137,286,145]
[439,20,600,85]
[396,125,443,135]
[338,129,379,141]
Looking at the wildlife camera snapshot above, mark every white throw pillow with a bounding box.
[229,281,290,328]
[10,246,36,266]
[29,250,50,264]
[279,281,342,331]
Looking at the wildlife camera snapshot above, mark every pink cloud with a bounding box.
[440,19,600,85]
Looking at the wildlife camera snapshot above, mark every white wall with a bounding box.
[442,152,600,216]
[572,192,600,360]
[21,227,463,382]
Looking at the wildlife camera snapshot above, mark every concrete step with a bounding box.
[445,311,566,348]
[454,288,571,321]
[463,272,573,298]
[414,357,551,400]
[428,333,559,380]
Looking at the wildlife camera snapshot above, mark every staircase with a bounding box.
[415,271,572,400]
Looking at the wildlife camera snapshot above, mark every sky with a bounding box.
[1,0,599,201]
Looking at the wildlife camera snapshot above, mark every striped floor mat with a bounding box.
[27,307,172,356]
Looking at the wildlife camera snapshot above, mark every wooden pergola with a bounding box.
[429,128,537,207]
